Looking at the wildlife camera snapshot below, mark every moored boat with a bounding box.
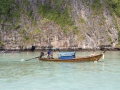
[39,49,106,62]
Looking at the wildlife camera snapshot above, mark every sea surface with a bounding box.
[0,51,120,90]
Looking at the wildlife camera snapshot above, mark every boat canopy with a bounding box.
[58,52,75,60]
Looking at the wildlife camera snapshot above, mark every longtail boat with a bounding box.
[39,49,106,62]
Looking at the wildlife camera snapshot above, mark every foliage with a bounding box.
[90,0,120,17]
[62,27,69,34]
[91,0,102,9]
[106,0,120,17]
[26,10,33,18]
[0,41,4,46]
[14,25,20,30]
[23,35,29,41]
[0,0,21,25]
[19,29,24,34]
[38,3,73,27]
[105,0,120,44]
[0,0,14,15]
[114,3,120,17]
[72,26,79,34]
[32,28,42,35]
[23,0,29,6]
[118,31,120,44]
[79,18,85,23]
[90,0,103,14]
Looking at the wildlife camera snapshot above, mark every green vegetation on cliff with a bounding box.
[38,4,73,27]
[90,0,103,14]
[0,0,14,15]
[106,0,120,17]
[107,0,120,44]
[105,0,120,44]
[0,0,120,47]
[0,0,21,26]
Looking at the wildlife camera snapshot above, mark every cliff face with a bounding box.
[70,0,119,48]
[0,0,120,50]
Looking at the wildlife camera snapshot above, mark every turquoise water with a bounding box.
[0,51,120,90]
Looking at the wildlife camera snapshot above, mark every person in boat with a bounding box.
[73,52,76,58]
[50,51,53,59]
[91,50,96,56]
[40,52,44,58]
[47,49,52,59]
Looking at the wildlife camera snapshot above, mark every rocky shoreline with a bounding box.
[0,47,120,54]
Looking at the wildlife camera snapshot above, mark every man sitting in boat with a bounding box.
[91,50,96,56]
[50,51,53,59]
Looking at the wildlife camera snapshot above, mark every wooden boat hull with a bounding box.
[39,53,103,62]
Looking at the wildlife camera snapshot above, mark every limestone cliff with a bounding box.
[0,0,120,50]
